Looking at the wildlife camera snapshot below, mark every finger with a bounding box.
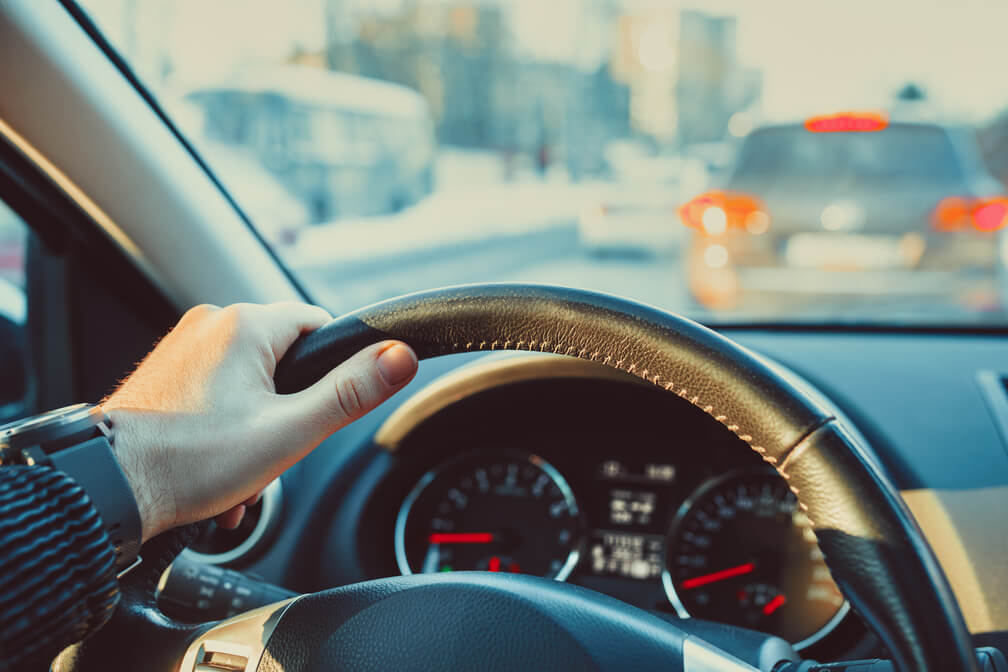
[243,489,263,507]
[284,340,418,444]
[250,302,334,360]
[215,505,246,529]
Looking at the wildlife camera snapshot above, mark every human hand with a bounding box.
[102,302,418,542]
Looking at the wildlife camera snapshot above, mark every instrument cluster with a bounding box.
[394,449,847,651]
[347,366,864,657]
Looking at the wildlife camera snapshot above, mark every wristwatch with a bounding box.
[0,403,143,576]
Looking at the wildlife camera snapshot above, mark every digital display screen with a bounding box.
[608,488,657,526]
[581,458,682,581]
[588,530,664,580]
[598,459,676,484]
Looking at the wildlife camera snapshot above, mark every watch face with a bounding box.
[0,404,106,458]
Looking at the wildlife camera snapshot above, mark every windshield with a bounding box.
[78,0,1008,325]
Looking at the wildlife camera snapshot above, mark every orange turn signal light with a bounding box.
[680,191,768,236]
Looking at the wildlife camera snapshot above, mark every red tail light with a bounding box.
[804,111,888,133]
[932,196,1008,232]
[974,200,1008,231]
[679,191,768,236]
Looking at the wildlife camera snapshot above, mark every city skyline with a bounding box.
[83,0,1008,125]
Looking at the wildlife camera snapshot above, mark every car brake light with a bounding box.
[932,196,1008,232]
[974,200,1008,231]
[679,191,768,236]
[804,111,888,133]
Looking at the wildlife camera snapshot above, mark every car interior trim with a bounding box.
[0,1,303,309]
[55,0,313,302]
[682,635,759,672]
[0,117,174,302]
[374,352,655,452]
[177,596,301,672]
[976,370,1008,455]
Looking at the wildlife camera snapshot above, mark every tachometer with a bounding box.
[395,453,582,580]
[662,469,848,649]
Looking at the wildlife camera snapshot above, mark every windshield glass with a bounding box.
[78,0,1008,325]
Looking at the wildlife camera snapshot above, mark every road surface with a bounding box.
[287,222,1004,325]
[294,222,697,317]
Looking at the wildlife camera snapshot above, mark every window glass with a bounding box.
[0,199,29,414]
[77,0,1008,325]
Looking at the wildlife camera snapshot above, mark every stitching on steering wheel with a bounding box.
[442,336,782,466]
[434,334,832,528]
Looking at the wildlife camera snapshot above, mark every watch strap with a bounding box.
[48,435,143,573]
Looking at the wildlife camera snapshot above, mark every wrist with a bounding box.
[103,407,174,543]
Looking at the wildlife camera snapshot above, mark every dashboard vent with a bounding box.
[181,478,282,566]
[976,371,1008,452]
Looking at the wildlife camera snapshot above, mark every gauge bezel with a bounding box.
[394,451,583,581]
[180,477,283,566]
[661,467,851,651]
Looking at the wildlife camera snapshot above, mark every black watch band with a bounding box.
[0,404,143,574]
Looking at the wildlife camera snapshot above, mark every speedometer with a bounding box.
[395,453,582,580]
[662,469,848,649]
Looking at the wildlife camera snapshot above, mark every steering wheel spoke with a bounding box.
[178,598,298,672]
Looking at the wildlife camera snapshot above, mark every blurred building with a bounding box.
[325,2,629,177]
[612,9,761,147]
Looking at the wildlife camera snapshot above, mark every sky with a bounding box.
[80,0,1008,123]
[510,0,1008,122]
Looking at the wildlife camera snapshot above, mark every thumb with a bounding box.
[283,340,418,447]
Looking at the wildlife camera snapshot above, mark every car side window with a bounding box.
[0,198,29,419]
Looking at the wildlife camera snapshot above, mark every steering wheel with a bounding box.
[54,285,977,672]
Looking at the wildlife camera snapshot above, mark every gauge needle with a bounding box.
[428,532,496,544]
[681,562,756,590]
[763,594,787,615]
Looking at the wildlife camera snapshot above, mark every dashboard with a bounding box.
[189,331,1008,664]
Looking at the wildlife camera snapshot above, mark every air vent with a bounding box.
[180,478,282,565]
[976,371,1008,453]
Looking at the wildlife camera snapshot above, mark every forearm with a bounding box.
[0,465,119,671]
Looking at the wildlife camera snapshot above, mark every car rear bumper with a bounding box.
[734,266,993,295]
[686,231,1003,311]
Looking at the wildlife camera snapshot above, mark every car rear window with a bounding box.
[732,124,964,183]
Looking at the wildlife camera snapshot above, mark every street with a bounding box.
[294,220,698,318]
[295,221,579,314]
[291,220,1003,325]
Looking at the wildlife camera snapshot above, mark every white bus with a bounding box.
[186,65,436,223]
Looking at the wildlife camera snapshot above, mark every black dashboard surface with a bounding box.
[236,329,1008,658]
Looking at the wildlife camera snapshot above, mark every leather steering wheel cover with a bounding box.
[275,284,977,672]
[276,284,830,460]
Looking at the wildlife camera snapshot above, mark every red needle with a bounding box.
[763,594,787,615]
[488,556,501,572]
[681,562,756,590]
[428,532,496,544]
